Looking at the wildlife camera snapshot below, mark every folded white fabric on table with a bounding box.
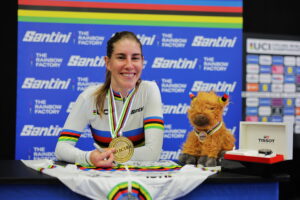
[22,159,216,200]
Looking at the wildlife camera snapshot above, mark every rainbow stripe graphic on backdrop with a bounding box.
[18,0,242,28]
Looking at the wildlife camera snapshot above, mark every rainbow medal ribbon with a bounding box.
[107,87,136,163]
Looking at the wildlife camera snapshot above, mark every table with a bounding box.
[0,160,290,200]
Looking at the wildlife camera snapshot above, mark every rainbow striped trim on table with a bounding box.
[76,163,182,171]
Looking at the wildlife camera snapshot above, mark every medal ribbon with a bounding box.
[107,87,136,138]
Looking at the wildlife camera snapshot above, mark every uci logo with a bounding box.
[249,42,271,51]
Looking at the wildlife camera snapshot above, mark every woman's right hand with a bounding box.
[90,148,115,167]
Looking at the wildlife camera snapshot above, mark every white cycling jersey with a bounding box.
[55,80,164,165]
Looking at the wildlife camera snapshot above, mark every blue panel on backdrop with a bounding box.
[16,22,242,160]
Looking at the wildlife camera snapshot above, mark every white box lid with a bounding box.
[239,121,293,160]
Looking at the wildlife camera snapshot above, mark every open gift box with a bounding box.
[224,121,293,164]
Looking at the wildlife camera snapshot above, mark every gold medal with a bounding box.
[198,131,207,142]
[109,136,134,163]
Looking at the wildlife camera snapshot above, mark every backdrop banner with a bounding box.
[16,0,243,161]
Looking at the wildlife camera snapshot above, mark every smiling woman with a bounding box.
[54,31,165,167]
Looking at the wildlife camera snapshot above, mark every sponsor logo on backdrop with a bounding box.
[164,124,186,139]
[31,147,56,160]
[259,74,271,83]
[160,33,187,48]
[163,103,189,114]
[283,115,295,123]
[32,99,62,115]
[284,56,296,66]
[260,65,272,73]
[227,126,236,136]
[259,55,272,65]
[246,55,259,63]
[20,125,62,136]
[77,31,105,46]
[191,81,237,92]
[284,84,296,92]
[258,135,275,143]
[258,106,271,116]
[67,102,75,113]
[247,38,300,55]
[246,74,259,83]
[143,60,147,69]
[136,34,156,46]
[246,64,259,73]
[152,57,198,69]
[246,98,259,107]
[23,31,72,43]
[272,65,284,74]
[34,52,63,68]
[285,66,295,74]
[272,56,284,64]
[192,36,237,48]
[77,77,102,91]
[297,57,300,66]
[67,55,105,67]
[284,75,295,83]
[161,78,187,93]
[271,84,283,92]
[22,78,71,90]
[259,98,271,106]
[272,74,284,84]
[202,56,229,71]
[160,149,182,160]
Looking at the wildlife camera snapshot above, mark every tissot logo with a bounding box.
[258,135,275,143]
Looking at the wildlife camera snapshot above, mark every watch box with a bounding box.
[224,121,293,164]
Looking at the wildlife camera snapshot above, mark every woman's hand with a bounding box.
[90,148,115,167]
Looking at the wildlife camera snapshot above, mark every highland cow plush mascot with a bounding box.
[178,91,235,167]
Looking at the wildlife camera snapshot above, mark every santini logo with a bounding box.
[192,36,237,48]
[191,81,237,92]
[22,78,71,89]
[152,57,197,69]
[136,34,156,46]
[23,31,72,43]
[20,125,62,136]
[67,55,105,67]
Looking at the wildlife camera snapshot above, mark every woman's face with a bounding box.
[105,38,143,96]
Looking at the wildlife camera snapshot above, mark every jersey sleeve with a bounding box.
[131,81,164,161]
[55,89,93,166]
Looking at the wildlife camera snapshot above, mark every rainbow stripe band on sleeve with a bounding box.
[58,129,81,142]
[144,117,164,131]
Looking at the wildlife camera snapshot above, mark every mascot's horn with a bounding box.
[189,92,196,99]
[220,91,229,102]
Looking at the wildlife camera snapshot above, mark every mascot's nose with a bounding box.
[193,114,209,126]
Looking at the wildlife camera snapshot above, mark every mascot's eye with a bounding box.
[209,106,216,110]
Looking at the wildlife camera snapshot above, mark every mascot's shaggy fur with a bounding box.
[179,91,235,167]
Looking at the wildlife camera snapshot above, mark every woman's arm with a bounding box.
[55,91,92,165]
[131,81,164,161]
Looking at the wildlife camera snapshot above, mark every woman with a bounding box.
[55,31,164,167]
